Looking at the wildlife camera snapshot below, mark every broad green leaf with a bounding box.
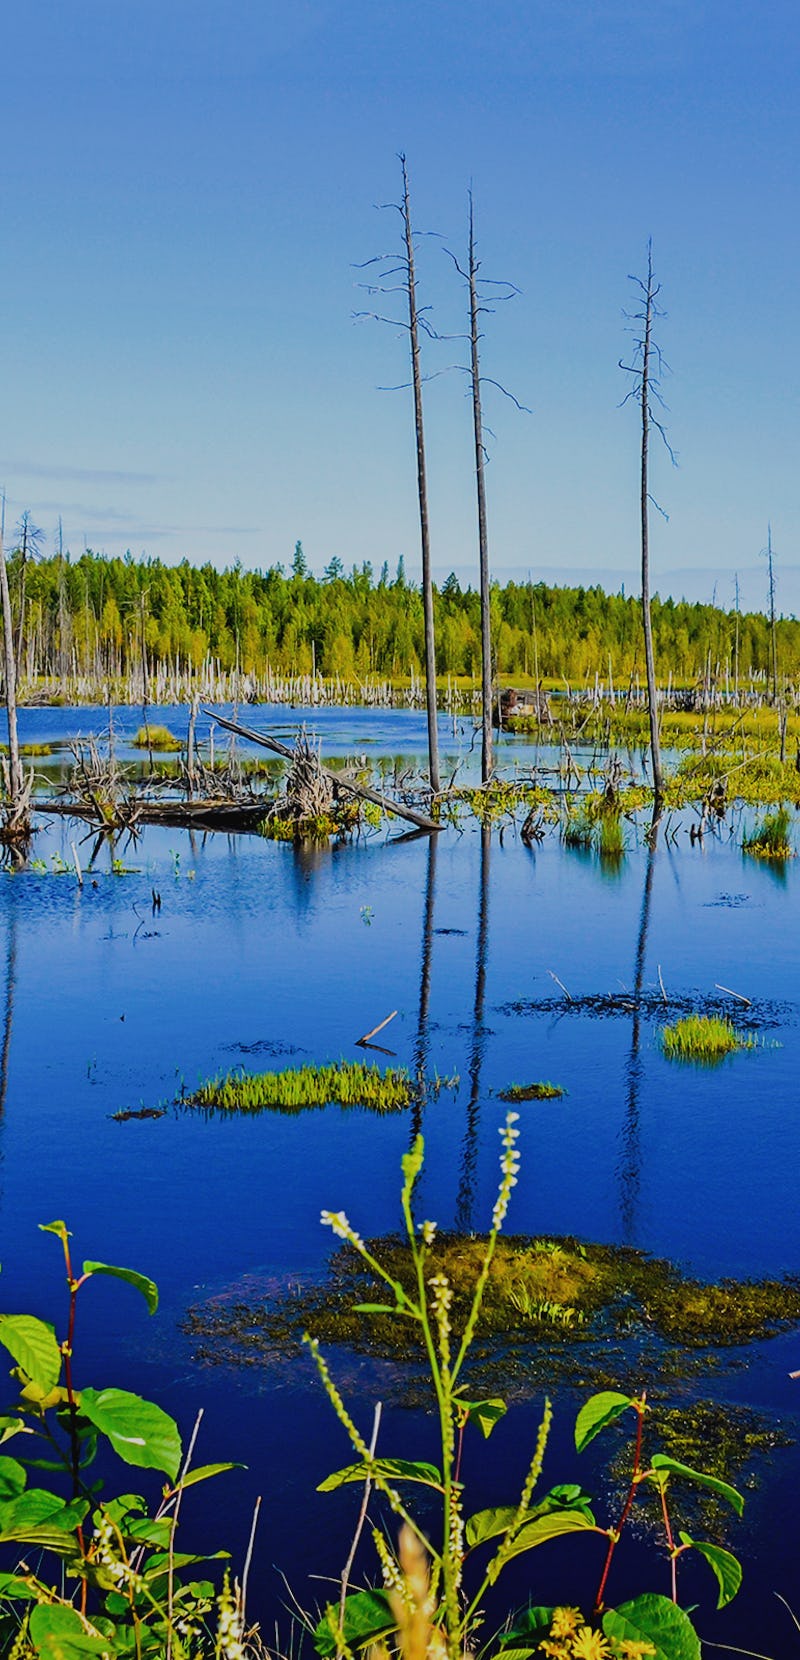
[82,1261,159,1315]
[173,1461,244,1491]
[29,1603,110,1658]
[574,1391,633,1454]
[0,1315,61,1395]
[465,1398,507,1439]
[39,1221,71,1244]
[127,1516,172,1548]
[0,1571,41,1600]
[0,1415,26,1447]
[0,1489,67,1531]
[351,1303,400,1315]
[79,1387,181,1480]
[466,1505,517,1549]
[678,1532,743,1608]
[603,1593,701,1660]
[487,1511,596,1580]
[498,1608,556,1646]
[318,1457,442,1493]
[314,1589,394,1657]
[99,1494,146,1528]
[649,1455,744,1517]
[0,1457,26,1500]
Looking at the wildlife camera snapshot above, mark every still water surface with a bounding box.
[0,705,797,1646]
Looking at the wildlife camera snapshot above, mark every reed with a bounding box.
[742,805,794,859]
[661,1015,755,1064]
[186,1060,411,1115]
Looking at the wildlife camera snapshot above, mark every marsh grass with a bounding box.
[660,1014,756,1064]
[186,1060,411,1115]
[132,723,182,751]
[742,805,795,859]
[497,1081,565,1101]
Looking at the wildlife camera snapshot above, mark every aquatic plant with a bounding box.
[660,1014,755,1064]
[0,1221,244,1657]
[132,722,182,750]
[306,1119,742,1660]
[742,804,795,859]
[186,1059,412,1115]
[498,1081,565,1101]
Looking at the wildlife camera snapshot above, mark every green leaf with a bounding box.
[0,1571,41,1600]
[487,1510,596,1580]
[465,1505,517,1549]
[0,1415,25,1446]
[603,1593,701,1660]
[498,1608,556,1646]
[317,1457,442,1493]
[39,1221,71,1244]
[649,1455,744,1516]
[29,1604,110,1658]
[574,1391,633,1454]
[82,1262,159,1315]
[314,1589,394,1657]
[0,1316,61,1394]
[0,1457,26,1500]
[678,1533,743,1609]
[79,1387,181,1480]
[465,1398,507,1439]
[172,1461,244,1491]
[351,1303,400,1315]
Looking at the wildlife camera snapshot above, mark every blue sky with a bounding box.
[2,1,798,609]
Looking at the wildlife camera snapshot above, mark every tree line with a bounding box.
[3,539,797,689]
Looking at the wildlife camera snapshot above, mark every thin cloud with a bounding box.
[0,461,162,486]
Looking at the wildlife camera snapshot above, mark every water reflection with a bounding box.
[0,897,17,1116]
[618,836,656,1243]
[411,835,438,1137]
[456,825,491,1229]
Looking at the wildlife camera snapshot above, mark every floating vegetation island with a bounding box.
[497,1081,565,1101]
[742,805,795,860]
[184,1060,412,1116]
[132,723,182,751]
[660,1015,757,1065]
[184,1230,800,1378]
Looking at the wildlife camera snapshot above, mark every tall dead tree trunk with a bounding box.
[765,523,778,703]
[639,248,663,804]
[467,197,493,783]
[622,242,673,811]
[0,519,22,807]
[399,155,440,794]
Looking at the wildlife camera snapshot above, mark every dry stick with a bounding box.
[714,982,752,1007]
[202,709,442,834]
[548,970,572,1002]
[357,1010,398,1046]
[166,1407,204,1660]
[657,963,667,1002]
[71,842,83,887]
[240,1493,262,1633]
[338,1402,383,1640]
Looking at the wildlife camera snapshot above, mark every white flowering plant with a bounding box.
[309,1116,743,1660]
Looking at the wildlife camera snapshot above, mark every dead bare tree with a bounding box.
[355,155,440,793]
[761,524,779,703]
[620,242,675,812]
[13,510,44,681]
[0,500,23,811]
[446,193,527,783]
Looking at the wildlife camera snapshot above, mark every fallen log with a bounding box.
[202,709,443,834]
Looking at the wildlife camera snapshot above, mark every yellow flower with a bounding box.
[617,1645,656,1658]
[569,1628,612,1660]
[551,1610,582,1639]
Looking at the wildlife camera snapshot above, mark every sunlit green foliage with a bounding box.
[742,805,795,858]
[186,1060,411,1114]
[661,1015,756,1063]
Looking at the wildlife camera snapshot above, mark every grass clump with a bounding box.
[742,805,795,859]
[186,1059,411,1116]
[132,723,182,751]
[661,1014,755,1065]
[498,1081,565,1101]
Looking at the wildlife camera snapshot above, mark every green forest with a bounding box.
[6,537,798,688]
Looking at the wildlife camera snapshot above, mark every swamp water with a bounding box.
[1,704,799,1648]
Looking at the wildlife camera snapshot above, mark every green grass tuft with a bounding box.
[132,724,182,751]
[186,1060,411,1115]
[497,1081,565,1102]
[742,805,795,859]
[661,1014,755,1065]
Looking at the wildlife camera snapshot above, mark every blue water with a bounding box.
[0,705,797,1647]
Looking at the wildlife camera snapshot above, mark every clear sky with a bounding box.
[2,1,798,609]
